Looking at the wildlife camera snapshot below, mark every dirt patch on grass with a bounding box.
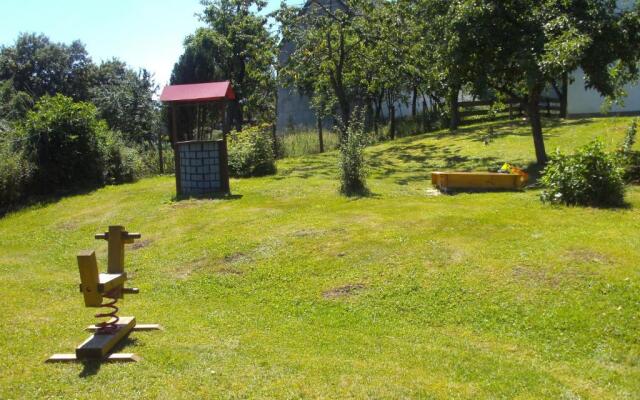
[131,239,153,250]
[323,284,366,299]
[512,266,559,288]
[565,249,609,265]
[224,252,251,265]
[57,221,78,231]
[216,267,244,276]
[292,229,326,238]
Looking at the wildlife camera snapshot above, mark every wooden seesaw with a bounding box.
[47,226,161,363]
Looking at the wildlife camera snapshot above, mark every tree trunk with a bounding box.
[422,95,429,132]
[317,115,324,153]
[412,86,418,118]
[527,89,548,165]
[389,105,396,140]
[560,72,568,119]
[449,87,460,131]
[233,99,243,131]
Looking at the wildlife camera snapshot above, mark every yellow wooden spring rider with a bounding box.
[47,226,161,363]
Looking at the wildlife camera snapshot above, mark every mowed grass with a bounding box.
[0,117,639,399]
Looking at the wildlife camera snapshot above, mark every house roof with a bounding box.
[160,81,236,104]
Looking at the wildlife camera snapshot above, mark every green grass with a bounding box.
[1,117,639,399]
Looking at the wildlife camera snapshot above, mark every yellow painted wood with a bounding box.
[77,250,102,307]
[432,171,527,191]
[75,316,136,359]
[97,273,127,294]
[107,225,125,274]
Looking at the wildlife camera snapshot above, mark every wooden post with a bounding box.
[219,139,230,194]
[222,101,231,140]
[158,129,164,174]
[172,104,182,197]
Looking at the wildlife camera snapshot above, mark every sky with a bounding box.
[0,0,304,89]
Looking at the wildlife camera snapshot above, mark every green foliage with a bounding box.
[0,33,93,101]
[338,108,369,196]
[90,60,159,144]
[102,132,145,184]
[0,142,32,210]
[422,0,640,164]
[173,0,276,126]
[619,119,640,183]
[228,123,276,177]
[540,140,626,207]
[19,95,109,193]
[622,118,637,154]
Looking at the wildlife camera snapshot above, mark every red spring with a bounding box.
[94,291,120,334]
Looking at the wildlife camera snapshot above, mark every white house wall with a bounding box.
[568,68,640,116]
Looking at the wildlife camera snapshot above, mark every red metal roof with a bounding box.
[160,81,236,103]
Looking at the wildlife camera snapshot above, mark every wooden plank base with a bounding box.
[86,322,162,332]
[76,316,136,360]
[46,353,140,363]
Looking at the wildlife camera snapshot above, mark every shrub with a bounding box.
[618,119,640,183]
[338,108,370,196]
[0,143,33,210]
[228,124,276,177]
[540,140,626,207]
[19,95,109,193]
[103,132,145,184]
[622,118,637,154]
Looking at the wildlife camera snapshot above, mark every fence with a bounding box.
[459,97,562,125]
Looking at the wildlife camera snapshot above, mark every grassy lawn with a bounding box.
[1,117,639,399]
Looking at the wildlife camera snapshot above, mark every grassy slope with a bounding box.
[1,117,639,399]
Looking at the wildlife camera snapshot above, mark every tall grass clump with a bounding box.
[280,129,339,158]
[338,108,370,196]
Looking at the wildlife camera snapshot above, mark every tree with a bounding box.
[172,0,277,130]
[277,0,373,137]
[441,0,640,165]
[0,33,93,102]
[90,59,159,144]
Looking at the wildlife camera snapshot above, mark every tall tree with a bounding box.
[0,33,93,102]
[172,0,277,130]
[277,0,373,137]
[441,0,640,165]
[90,59,159,144]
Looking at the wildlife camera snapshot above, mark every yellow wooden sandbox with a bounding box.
[431,170,528,192]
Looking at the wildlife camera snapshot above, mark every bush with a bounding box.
[228,124,276,177]
[338,108,370,196]
[540,140,626,207]
[103,132,145,184]
[18,95,109,193]
[0,143,33,210]
[619,119,640,183]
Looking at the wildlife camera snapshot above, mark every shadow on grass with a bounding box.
[0,185,101,218]
[78,337,139,378]
[172,193,244,202]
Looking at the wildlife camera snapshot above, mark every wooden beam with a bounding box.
[46,353,141,363]
[78,251,102,307]
[87,323,162,332]
[97,273,127,294]
[75,316,136,360]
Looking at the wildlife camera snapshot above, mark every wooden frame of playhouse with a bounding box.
[160,81,235,197]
